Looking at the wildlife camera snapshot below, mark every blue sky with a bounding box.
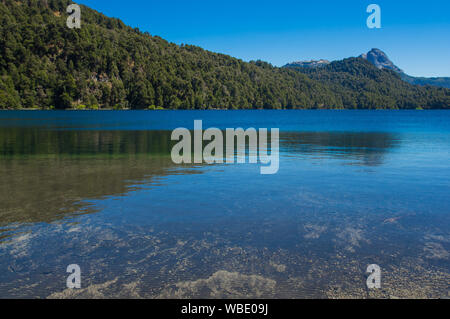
[78,0,450,77]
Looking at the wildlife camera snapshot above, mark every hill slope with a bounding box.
[0,0,449,110]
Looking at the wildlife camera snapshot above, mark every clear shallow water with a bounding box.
[0,110,449,298]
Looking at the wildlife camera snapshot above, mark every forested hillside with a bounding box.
[0,0,449,109]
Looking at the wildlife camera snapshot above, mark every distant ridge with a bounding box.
[359,49,450,89]
[400,73,450,89]
[284,59,330,69]
[285,48,450,89]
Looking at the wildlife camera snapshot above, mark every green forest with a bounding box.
[0,0,449,110]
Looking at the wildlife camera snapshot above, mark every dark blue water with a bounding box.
[0,110,449,298]
[1,110,449,132]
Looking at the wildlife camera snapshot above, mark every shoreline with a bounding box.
[0,107,437,111]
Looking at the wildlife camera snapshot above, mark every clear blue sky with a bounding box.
[78,0,450,77]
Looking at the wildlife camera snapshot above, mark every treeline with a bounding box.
[0,0,449,110]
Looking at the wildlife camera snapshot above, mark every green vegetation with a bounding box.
[0,0,449,110]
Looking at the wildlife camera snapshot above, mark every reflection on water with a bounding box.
[0,129,398,226]
[0,129,177,226]
[0,129,174,157]
[281,132,399,166]
[0,111,449,299]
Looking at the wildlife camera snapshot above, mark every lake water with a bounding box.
[0,110,449,298]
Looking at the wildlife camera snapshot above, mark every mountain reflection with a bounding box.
[0,129,190,229]
[280,132,399,166]
[0,129,399,229]
[0,128,174,157]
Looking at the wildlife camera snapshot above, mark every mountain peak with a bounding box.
[359,48,403,73]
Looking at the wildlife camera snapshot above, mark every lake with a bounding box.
[0,110,449,298]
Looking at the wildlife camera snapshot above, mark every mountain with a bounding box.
[284,60,330,69]
[0,0,449,110]
[284,57,449,109]
[286,48,450,90]
[359,48,403,73]
[360,49,450,89]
